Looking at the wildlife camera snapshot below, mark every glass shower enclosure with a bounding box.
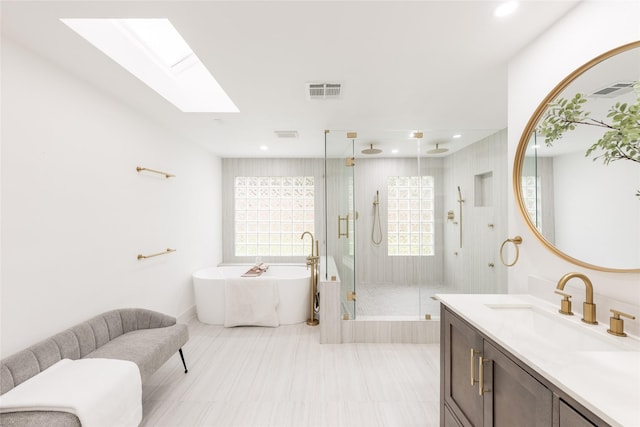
[324,130,442,320]
[323,129,508,321]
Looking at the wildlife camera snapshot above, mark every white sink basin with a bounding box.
[484,303,640,353]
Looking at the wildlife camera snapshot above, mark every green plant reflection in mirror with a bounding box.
[537,81,640,197]
[514,42,640,273]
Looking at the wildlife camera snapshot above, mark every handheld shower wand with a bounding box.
[457,186,464,249]
[372,191,382,245]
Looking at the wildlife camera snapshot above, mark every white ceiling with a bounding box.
[1,1,580,158]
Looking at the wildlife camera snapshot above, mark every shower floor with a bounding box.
[355,282,458,319]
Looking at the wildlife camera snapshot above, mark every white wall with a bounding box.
[1,38,222,357]
[508,1,640,308]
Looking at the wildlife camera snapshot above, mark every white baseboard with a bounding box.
[178,305,197,323]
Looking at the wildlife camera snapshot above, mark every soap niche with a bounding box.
[474,171,493,207]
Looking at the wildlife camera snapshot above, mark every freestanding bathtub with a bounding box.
[192,264,311,326]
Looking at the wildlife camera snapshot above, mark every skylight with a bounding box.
[123,19,192,69]
[61,18,239,113]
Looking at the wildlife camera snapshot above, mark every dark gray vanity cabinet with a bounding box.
[481,340,552,426]
[442,307,483,426]
[441,305,607,427]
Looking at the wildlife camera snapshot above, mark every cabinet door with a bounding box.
[482,341,552,427]
[558,400,597,427]
[443,404,463,427]
[442,308,484,426]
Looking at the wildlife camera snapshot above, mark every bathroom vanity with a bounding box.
[438,294,640,427]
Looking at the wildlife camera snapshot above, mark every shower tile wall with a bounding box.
[354,157,445,288]
[443,129,508,294]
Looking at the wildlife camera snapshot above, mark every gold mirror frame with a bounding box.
[513,40,640,273]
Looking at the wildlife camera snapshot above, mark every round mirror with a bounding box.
[514,41,640,273]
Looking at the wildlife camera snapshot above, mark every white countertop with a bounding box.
[437,294,640,427]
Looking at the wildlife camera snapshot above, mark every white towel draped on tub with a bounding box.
[224,278,279,327]
[0,358,142,427]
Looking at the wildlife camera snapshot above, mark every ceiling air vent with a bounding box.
[307,82,342,100]
[589,81,634,98]
[274,130,299,139]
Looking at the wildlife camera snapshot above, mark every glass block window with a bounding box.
[522,176,542,230]
[387,176,434,256]
[235,176,314,257]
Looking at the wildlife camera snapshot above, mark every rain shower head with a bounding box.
[361,144,382,155]
[427,144,449,154]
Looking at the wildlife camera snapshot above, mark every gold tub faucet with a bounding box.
[556,272,598,325]
[300,231,319,326]
[300,231,317,267]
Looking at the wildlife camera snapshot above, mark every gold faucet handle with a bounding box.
[611,309,636,320]
[554,290,573,315]
[607,309,636,337]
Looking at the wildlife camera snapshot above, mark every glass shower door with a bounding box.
[325,131,356,319]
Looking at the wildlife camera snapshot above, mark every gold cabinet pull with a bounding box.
[338,214,349,239]
[478,356,491,396]
[470,348,479,386]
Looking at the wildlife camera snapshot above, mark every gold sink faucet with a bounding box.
[556,272,598,325]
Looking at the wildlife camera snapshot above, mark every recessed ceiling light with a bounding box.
[61,18,239,113]
[494,1,518,18]
[260,145,268,151]
[392,149,399,154]
[453,134,462,139]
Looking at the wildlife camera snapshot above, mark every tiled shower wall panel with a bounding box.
[443,129,508,294]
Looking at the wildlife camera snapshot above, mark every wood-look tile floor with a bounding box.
[141,319,440,426]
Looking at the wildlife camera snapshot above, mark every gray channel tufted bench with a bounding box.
[0,308,189,427]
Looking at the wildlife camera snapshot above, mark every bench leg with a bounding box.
[178,348,188,373]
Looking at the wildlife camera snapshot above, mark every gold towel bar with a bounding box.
[136,166,175,179]
[137,248,176,260]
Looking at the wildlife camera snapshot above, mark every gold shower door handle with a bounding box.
[338,214,349,238]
